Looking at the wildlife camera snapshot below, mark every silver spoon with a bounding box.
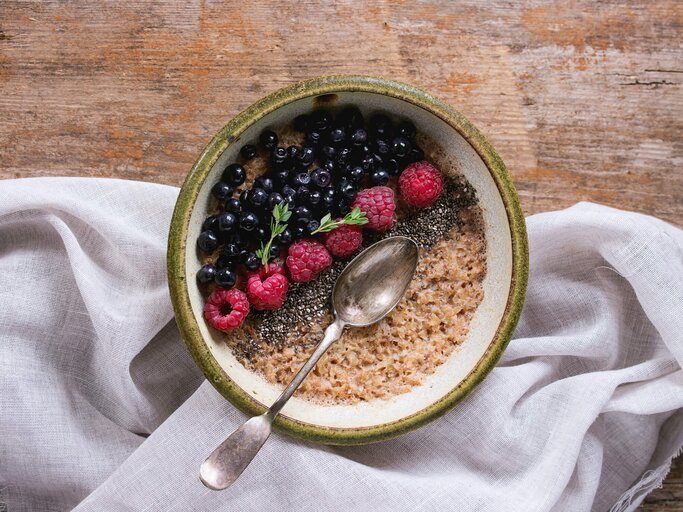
[199,236,419,490]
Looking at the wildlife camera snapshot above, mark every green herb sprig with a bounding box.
[255,202,291,267]
[310,207,368,235]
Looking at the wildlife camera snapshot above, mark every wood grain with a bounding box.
[0,1,681,509]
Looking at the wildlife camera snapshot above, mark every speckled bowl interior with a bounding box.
[168,76,528,445]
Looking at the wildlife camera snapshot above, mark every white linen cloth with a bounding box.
[0,177,681,512]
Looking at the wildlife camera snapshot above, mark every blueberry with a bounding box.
[311,109,331,131]
[321,159,336,173]
[337,178,357,201]
[386,158,403,176]
[338,106,364,129]
[196,264,217,285]
[371,168,390,186]
[347,166,364,182]
[271,147,288,165]
[211,181,233,201]
[298,146,316,166]
[216,252,234,269]
[223,242,241,259]
[336,147,352,167]
[274,168,291,184]
[277,228,293,245]
[296,185,310,203]
[391,137,411,158]
[268,192,284,209]
[202,215,219,232]
[254,176,274,194]
[259,129,278,150]
[408,145,424,163]
[322,187,336,209]
[397,120,416,139]
[375,139,390,156]
[239,212,259,231]
[239,189,251,206]
[256,227,270,242]
[308,189,322,208]
[197,230,219,253]
[329,127,346,144]
[215,268,237,289]
[293,226,306,239]
[222,164,246,187]
[321,145,337,160]
[370,114,393,138]
[269,243,281,259]
[305,219,320,234]
[240,144,257,160]
[225,198,241,214]
[306,131,322,145]
[249,188,268,209]
[294,205,312,221]
[361,155,375,172]
[244,252,260,270]
[283,195,296,210]
[287,145,301,160]
[310,168,332,189]
[237,249,250,264]
[218,212,238,233]
[282,185,296,198]
[292,172,311,187]
[350,128,367,146]
[293,114,309,132]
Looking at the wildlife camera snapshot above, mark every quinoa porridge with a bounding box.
[196,108,487,405]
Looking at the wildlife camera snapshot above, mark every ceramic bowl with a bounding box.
[168,75,528,445]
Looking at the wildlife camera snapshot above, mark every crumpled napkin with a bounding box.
[0,177,681,512]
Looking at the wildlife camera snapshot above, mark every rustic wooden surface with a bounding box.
[0,1,681,509]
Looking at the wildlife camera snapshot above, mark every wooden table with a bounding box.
[1,1,681,509]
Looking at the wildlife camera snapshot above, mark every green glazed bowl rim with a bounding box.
[168,75,528,445]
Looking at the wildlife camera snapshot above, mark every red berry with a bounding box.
[324,224,362,258]
[203,288,250,331]
[246,262,289,310]
[351,186,395,232]
[286,239,332,283]
[399,160,444,208]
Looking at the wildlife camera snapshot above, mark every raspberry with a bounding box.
[203,288,249,331]
[246,262,289,310]
[399,160,444,208]
[286,239,332,283]
[351,186,395,232]
[324,224,362,258]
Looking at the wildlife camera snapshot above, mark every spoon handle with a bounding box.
[267,318,345,418]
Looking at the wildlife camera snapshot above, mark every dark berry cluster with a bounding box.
[196,106,425,288]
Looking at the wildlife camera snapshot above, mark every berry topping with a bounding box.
[399,160,444,208]
[351,186,395,232]
[211,181,233,201]
[203,288,250,331]
[240,144,257,160]
[324,224,363,258]
[197,230,219,253]
[196,264,217,285]
[286,239,332,283]
[215,268,237,288]
[246,262,289,311]
[259,130,278,150]
[222,164,246,187]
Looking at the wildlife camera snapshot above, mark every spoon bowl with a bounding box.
[333,236,419,327]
